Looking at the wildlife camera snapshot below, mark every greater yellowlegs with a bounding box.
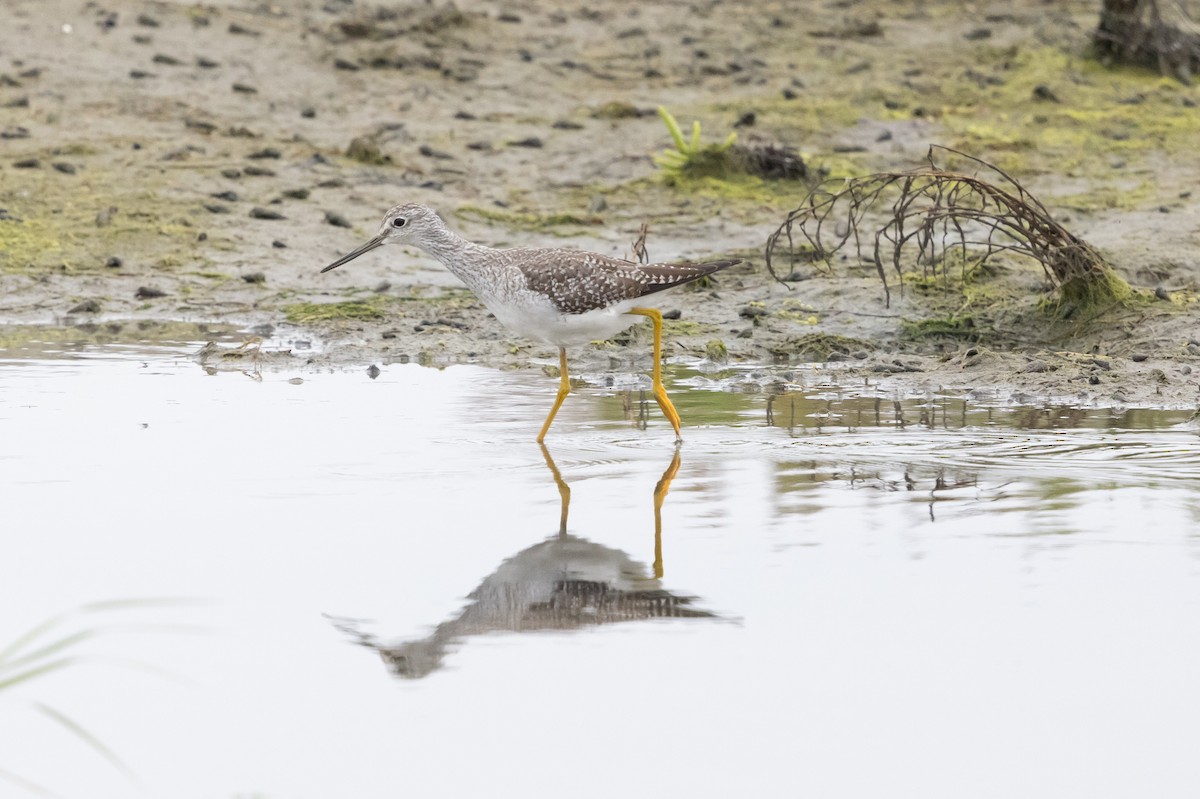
[321,203,741,441]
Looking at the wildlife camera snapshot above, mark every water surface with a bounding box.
[1,341,1198,798]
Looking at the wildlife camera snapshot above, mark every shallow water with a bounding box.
[1,341,1199,798]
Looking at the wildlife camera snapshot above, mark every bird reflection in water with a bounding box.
[334,446,716,679]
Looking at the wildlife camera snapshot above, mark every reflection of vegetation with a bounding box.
[0,600,198,796]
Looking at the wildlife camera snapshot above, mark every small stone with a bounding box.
[373,280,392,293]
[1022,359,1050,373]
[51,162,76,174]
[552,120,583,130]
[366,364,381,379]
[203,203,230,214]
[135,286,167,299]
[129,70,155,79]
[248,147,281,159]
[782,88,798,100]
[1088,374,1101,385]
[454,111,476,120]
[288,377,304,385]
[13,158,40,168]
[229,23,260,36]
[324,210,352,228]
[1155,286,1171,300]
[250,207,285,220]
[509,136,543,148]
[281,188,309,200]
[232,83,258,94]
[242,272,266,284]
[68,299,101,314]
[466,141,492,150]
[734,111,756,127]
[136,14,160,27]
[738,305,768,318]
[736,328,753,339]
[272,240,287,248]
[1033,85,1060,102]
[419,144,454,159]
[1131,353,1149,362]
[196,57,220,68]
[964,27,992,40]
[221,168,242,179]
[4,125,31,139]
[95,206,117,226]
[105,256,122,268]
[662,309,681,320]
[300,106,316,118]
[152,53,182,65]
[334,58,360,71]
[243,165,275,176]
[211,190,238,201]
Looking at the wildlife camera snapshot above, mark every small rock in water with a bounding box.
[366,364,381,379]
[288,377,304,385]
[1154,286,1171,300]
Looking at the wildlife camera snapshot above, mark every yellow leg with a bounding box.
[651,445,682,579]
[628,307,682,441]
[536,348,571,444]
[538,444,571,536]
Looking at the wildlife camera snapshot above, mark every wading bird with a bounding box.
[321,203,740,442]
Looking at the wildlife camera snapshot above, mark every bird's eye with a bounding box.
[392,217,407,228]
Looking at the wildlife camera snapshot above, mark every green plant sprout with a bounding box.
[654,106,738,183]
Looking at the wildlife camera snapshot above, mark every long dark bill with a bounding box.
[320,235,385,273]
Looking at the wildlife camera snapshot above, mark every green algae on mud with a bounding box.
[0,162,205,276]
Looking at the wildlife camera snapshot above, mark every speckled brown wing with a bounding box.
[518,250,741,314]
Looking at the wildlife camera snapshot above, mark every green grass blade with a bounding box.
[0,632,94,676]
[690,120,701,153]
[34,704,138,784]
[0,658,77,692]
[0,613,70,666]
[0,766,59,798]
[657,106,687,153]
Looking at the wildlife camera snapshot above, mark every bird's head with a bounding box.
[320,203,444,273]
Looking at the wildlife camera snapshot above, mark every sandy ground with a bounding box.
[1,0,1198,407]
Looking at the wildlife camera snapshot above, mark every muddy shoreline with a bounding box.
[2,0,1198,407]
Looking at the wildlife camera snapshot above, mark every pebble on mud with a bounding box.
[281,188,309,200]
[68,299,101,314]
[203,203,230,214]
[135,286,167,299]
[51,162,76,174]
[244,166,276,177]
[242,272,266,284]
[324,211,352,228]
[232,83,258,94]
[250,207,285,220]
[662,309,682,320]
[272,240,287,248]
[509,136,543,148]
[249,147,282,159]
[105,256,122,268]
[1155,286,1171,300]
[1131,353,1149,362]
